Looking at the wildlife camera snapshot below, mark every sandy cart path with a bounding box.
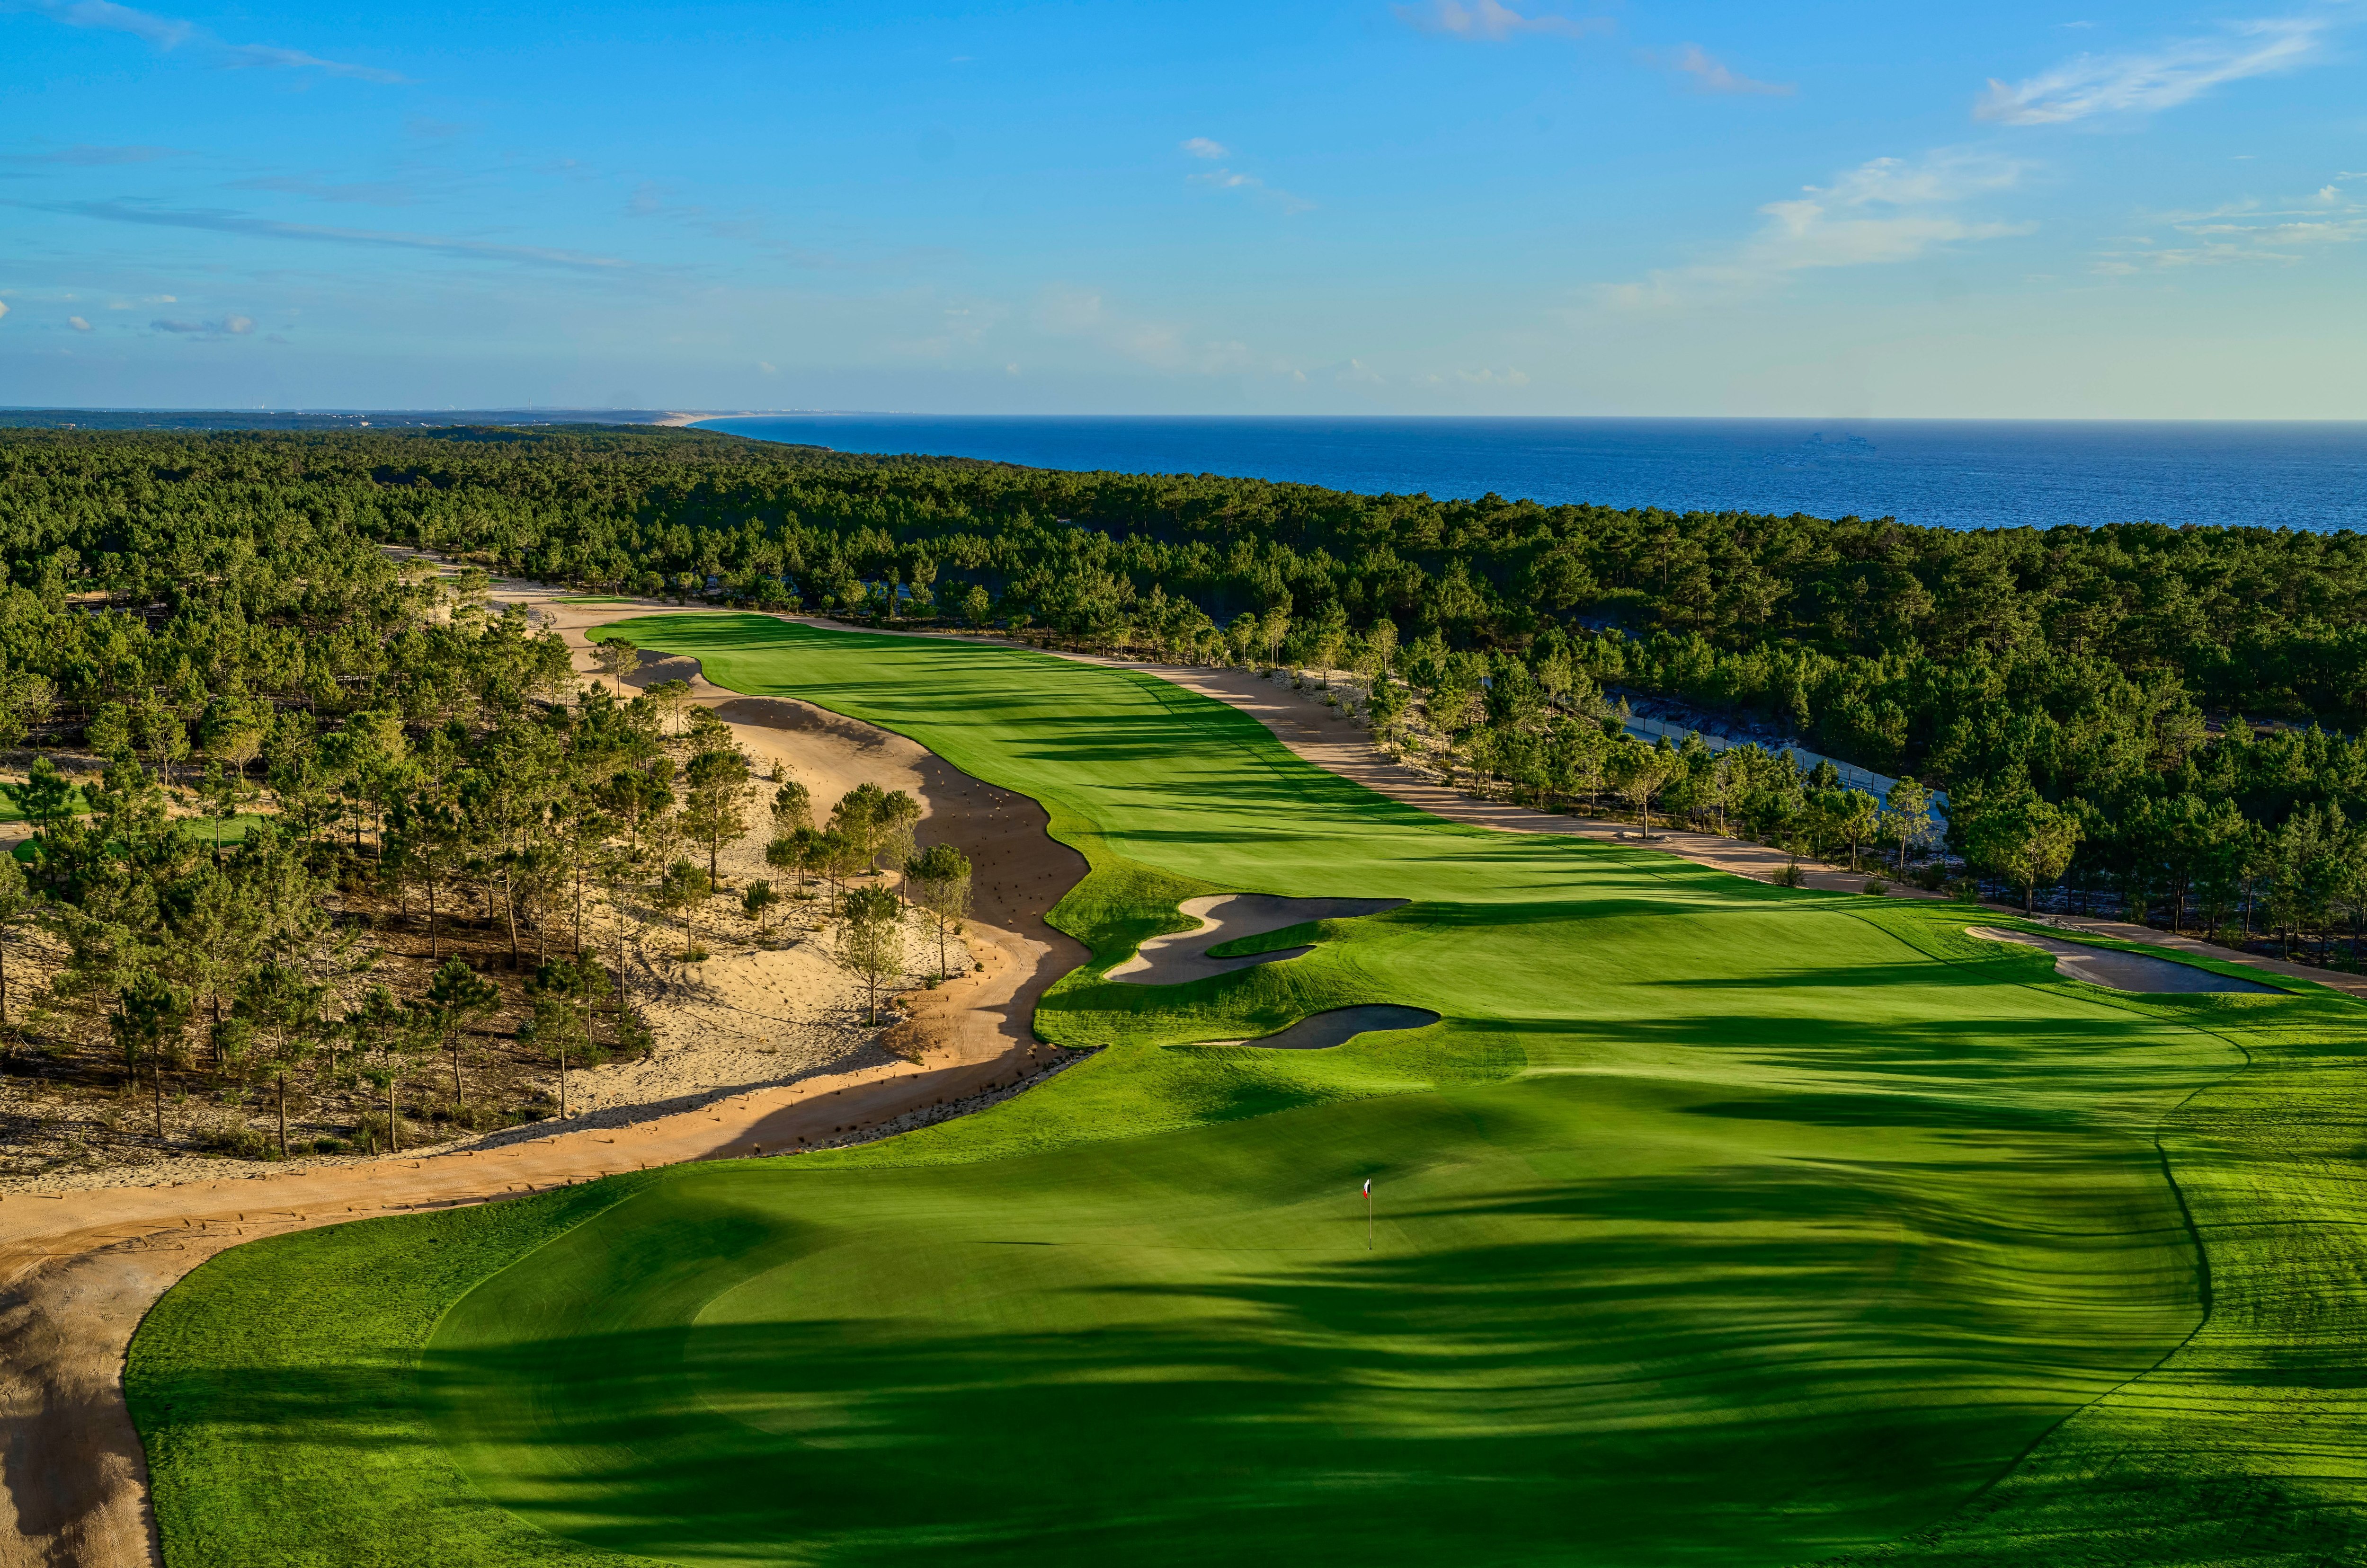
[0,579,1089,1568]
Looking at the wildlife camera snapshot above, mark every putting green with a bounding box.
[127,618,2367,1567]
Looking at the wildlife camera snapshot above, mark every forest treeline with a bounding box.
[0,429,987,1163]
[2,424,2364,959]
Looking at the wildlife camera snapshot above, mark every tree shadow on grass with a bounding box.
[381,1151,2204,1568]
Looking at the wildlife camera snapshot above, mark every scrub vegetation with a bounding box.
[127,619,2367,1568]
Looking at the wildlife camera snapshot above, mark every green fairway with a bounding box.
[0,777,89,824]
[127,617,2367,1567]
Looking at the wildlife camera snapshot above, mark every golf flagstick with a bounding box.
[1363,1176,1372,1250]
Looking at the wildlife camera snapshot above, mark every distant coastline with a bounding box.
[3,410,2359,533]
[698,413,2367,534]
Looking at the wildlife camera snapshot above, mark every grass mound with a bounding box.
[128,618,2367,1567]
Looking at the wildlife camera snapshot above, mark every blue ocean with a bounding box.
[697,415,2367,534]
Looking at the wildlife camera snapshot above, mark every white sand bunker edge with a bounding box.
[1106,894,1408,985]
[1970,926,2280,994]
[1213,1004,1443,1052]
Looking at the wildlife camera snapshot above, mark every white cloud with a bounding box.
[1598,148,2031,308]
[2091,182,2367,270]
[1184,160,1316,213]
[1815,150,2025,207]
[0,301,10,322]
[222,43,406,83]
[231,174,413,205]
[8,0,406,82]
[1665,43,1793,96]
[68,314,90,330]
[1180,137,1227,159]
[1397,0,1611,42]
[26,199,638,273]
[11,0,190,49]
[1975,17,2323,125]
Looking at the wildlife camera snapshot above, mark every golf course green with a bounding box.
[126,618,2367,1566]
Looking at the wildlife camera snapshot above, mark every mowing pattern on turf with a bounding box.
[127,619,2367,1568]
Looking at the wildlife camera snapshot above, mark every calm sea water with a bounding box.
[698,415,2367,534]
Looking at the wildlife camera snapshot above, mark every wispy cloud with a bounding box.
[1188,166,1315,214]
[10,0,189,49]
[220,42,404,83]
[1035,287,1257,375]
[1600,148,2031,308]
[228,174,414,206]
[1664,43,1793,96]
[622,180,868,268]
[881,295,1013,360]
[1975,17,2324,125]
[68,314,90,330]
[6,0,407,83]
[1426,365,1530,386]
[7,142,185,165]
[151,313,250,335]
[1179,142,1312,214]
[1397,0,1612,41]
[17,198,636,272]
[2091,180,2367,270]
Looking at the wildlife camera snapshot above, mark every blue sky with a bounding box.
[3,0,2362,415]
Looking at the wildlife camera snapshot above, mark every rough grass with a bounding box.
[127,617,2367,1567]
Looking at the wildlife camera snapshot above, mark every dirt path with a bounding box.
[1,929,1083,1568]
[0,582,1089,1568]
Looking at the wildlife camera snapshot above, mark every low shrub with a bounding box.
[202,1125,281,1161]
[1772,862,1808,888]
[1862,877,1889,896]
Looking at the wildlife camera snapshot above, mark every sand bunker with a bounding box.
[1971,927,2279,994]
[1105,894,1406,985]
[1226,1004,1441,1051]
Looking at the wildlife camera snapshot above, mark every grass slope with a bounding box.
[128,618,2367,1567]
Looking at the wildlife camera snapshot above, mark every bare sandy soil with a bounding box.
[1107,894,1406,986]
[1968,926,2280,994]
[1225,1003,1442,1052]
[0,579,1091,1568]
